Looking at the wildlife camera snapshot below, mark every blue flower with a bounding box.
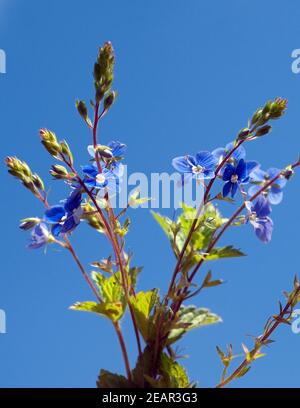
[172,151,218,180]
[222,159,258,198]
[245,195,274,243]
[28,223,50,249]
[212,141,246,165]
[44,188,83,236]
[248,167,287,205]
[87,141,126,160]
[82,162,123,196]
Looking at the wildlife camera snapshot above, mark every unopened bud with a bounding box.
[39,128,62,158]
[104,91,117,111]
[255,125,272,137]
[237,128,250,141]
[76,100,88,120]
[19,217,41,230]
[96,145,113,159]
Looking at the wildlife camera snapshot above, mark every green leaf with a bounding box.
[69,300,124,322]
[199,245,246,261]
[92,271,125,306]
[130,289,159,342]
[129,266,143,289]
[151,211,174,241]
[167,305,222,345]
[236,366,251,378]
[129,190,152,208]
[160,353,189,388]
[152,204,228,273]
[132,346,154,387]
[97,369,132,388]
[70,271,127,322]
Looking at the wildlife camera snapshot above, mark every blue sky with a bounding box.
[0,0,300,388]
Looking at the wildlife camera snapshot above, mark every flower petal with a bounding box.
[212,147,226,163]
[246,161,259,177]
[250,167,267,182]
[231,182,238,197]
[268,168,287,188]
[172,156,195,173]
[222,164,235,181]
[248,184,261,198]
[44,206,65,223]
[64,188,82,213]
[51,223,62,237]
[252,195,272,217]
[195,151,218,170]
[222,181,232,197]
[87,145,95,157]
[60,214,77,234]
[202,170,215,180]
[268,189,283,205]
[108,141,127,157]
[226,142,246,162]
[82,165,98,178]
[254,217,273,243]
[236,159,247,180]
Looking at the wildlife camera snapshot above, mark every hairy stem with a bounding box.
[216,284,300,388]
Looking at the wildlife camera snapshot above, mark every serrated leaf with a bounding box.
[132,347,154,387]
[130,289,159,341]
[160,353,189,388]
[70,300,124,322]
[205,245,246,260]
[129,266,143,289]
[97,369,132,388]
[88,271,127,321]
[167,305,222,345]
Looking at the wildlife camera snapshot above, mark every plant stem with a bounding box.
[215,283,300,388]
[189,160,300,286]
[64,235,102,303]
[113,321,132,382]
[35,182,133,379]
[165,140,245,305]
[172,160,300,316]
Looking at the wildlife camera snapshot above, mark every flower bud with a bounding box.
[104,91,117,111]
[60,140,73,165]
[282,166,294,180]
[39,128,62,158]
[76,100,88,120]
[269,97,288,119]
[5,156,45,197]
[32,173,45,191]
[94,42,115,101]
[237,128,250,141]
[255,125,272,137]
[50,164,70,179]
[19,217,41,230]
[96,145,113,159]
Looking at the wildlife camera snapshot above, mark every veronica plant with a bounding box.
[5,42,300,388]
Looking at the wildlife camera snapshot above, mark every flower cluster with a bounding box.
[21,140,126,249]
[172,139,289,243]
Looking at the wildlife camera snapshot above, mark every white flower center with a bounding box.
[192,165,204,174]
[96,173,106,184]
[231,174,239,183]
